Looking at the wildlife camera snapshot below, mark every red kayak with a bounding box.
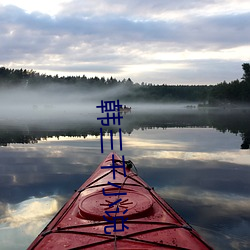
[28,152,213,249]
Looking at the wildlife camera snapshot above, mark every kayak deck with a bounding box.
[28,152,213,249]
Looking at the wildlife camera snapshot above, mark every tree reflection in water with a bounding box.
[0,108,249,149]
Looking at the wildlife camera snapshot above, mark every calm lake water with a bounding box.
[0,104,250,249]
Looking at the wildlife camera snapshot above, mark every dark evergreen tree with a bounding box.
[242,63,250,83]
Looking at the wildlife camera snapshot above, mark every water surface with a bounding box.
[0,106,250,249]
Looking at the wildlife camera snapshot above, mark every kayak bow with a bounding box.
[28,152,213,249]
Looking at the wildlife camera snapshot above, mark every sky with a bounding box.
[0,0,250,85]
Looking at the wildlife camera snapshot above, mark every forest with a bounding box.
[0,63,249,104]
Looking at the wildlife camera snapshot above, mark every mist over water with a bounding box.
[0,85,95,121]
[0,84,196,124]
[1,84,250,149]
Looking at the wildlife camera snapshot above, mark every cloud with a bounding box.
[157,186,250,216]
[0,196,59,229]
[58,0,242,19]
[0,1,250,84]
[0,196,61,249]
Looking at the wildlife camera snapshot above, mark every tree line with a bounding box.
[208,63,250,105]
[0,63,249,104]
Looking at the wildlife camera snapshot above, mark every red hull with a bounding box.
[28,152,213,249]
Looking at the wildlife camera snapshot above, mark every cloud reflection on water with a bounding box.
[0,196,59,228]
[0,127,250,249]
[153,150,250,166]
[0,196,62,250]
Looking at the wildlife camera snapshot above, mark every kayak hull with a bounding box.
[28,152,213,249]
